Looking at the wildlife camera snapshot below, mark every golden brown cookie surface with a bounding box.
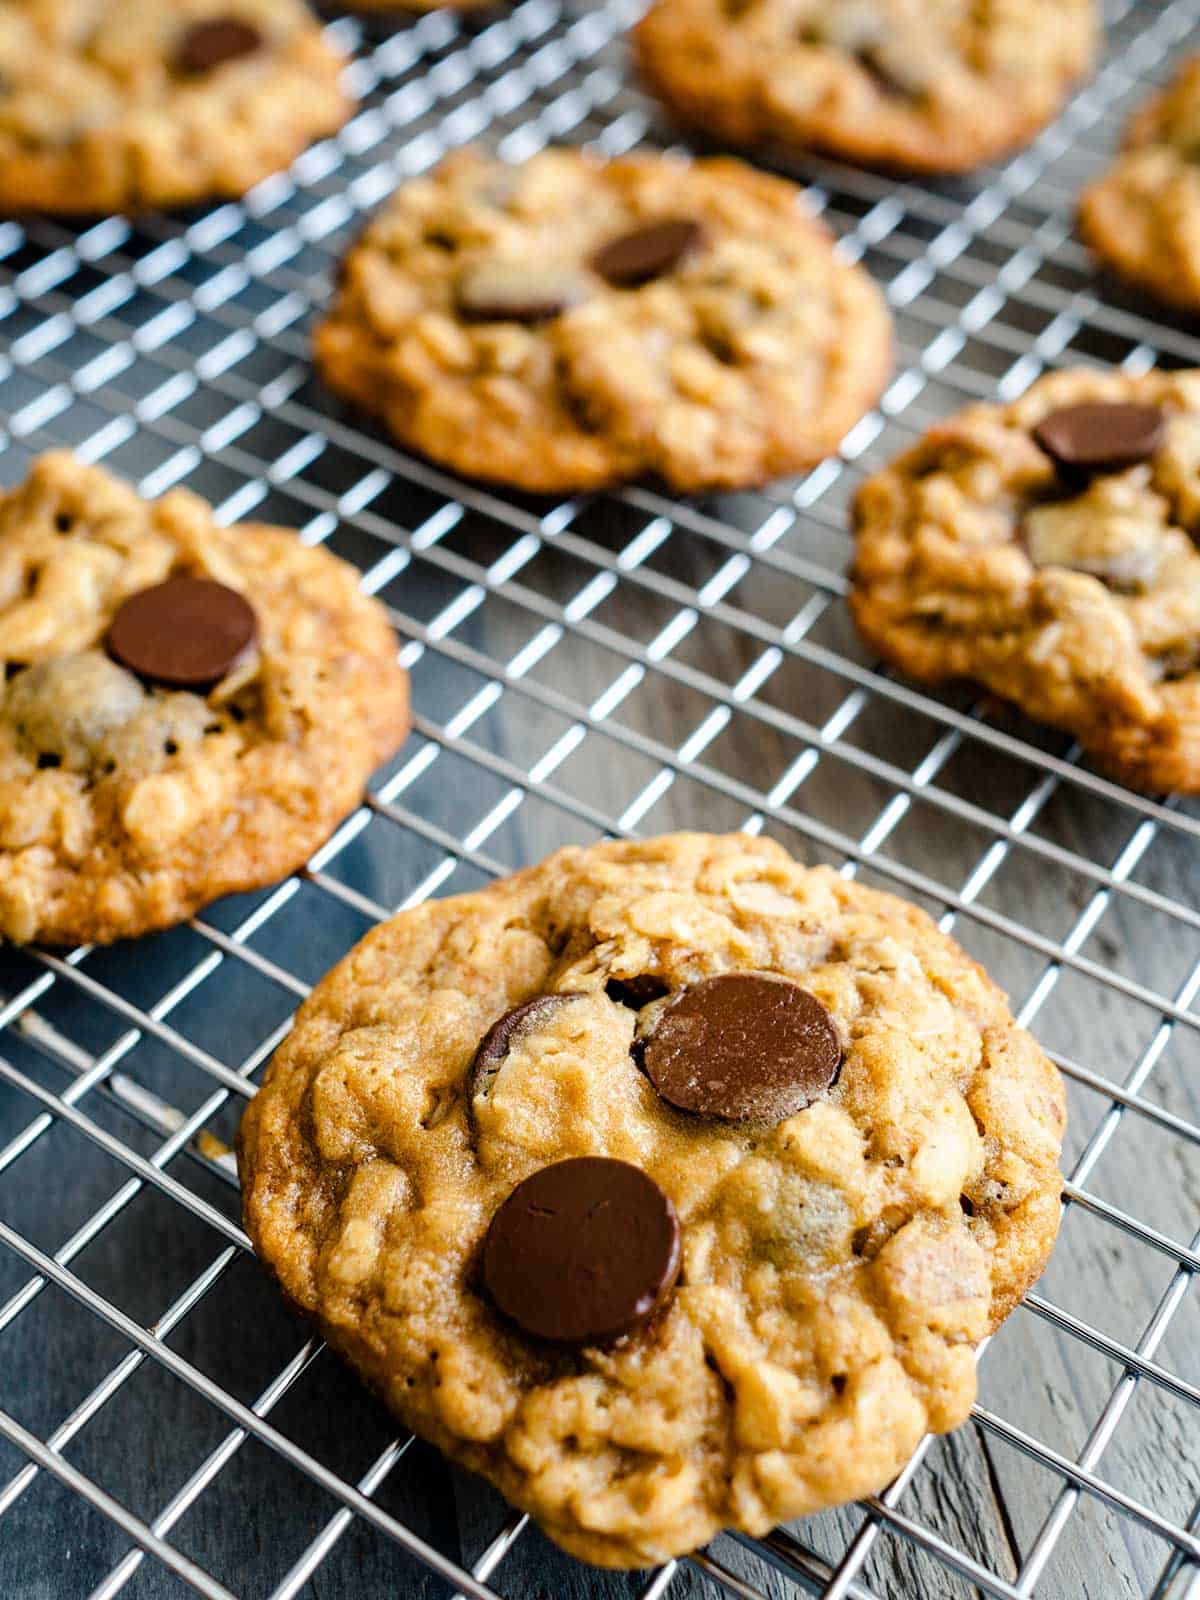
[238,831,1064,1567]
[0,452,409,944]
[849,369,1200,794]
[635,0,1097,176]
[314,147,893,493]
[0,0,352,214]
[1080,55,1200,312]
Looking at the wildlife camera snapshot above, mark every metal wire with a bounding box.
[1,0,1199,1595]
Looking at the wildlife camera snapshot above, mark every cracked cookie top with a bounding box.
[0,0,351,214]
[849,369,1200,795]
[0,452,409,944]
[1080,56,1200,312]
[313,147,893,494]
[636,0,1097,176]
[238,831,1064,1568]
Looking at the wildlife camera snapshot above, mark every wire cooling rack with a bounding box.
[2,1,1200,1596]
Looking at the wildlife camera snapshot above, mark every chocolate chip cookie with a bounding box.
[238,831,1064,1567]
[0,2,352,214]
[313,147,893,493]
[635,0,1097,176]
[0,452,409,944]
[850,369,1200,794]
[1079,55,1200,312]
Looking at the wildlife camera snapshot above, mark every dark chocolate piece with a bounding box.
[638,972,841,1123]
[108,577,257,690]
[481,1156,681,1344]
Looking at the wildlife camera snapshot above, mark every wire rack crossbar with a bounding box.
[1,1,1200,1598]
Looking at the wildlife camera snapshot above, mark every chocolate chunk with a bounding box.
[455,261,589,323]
[638,973,841,1123]
[590,219,705,287]
[175,18,262,74]
[107,577,257,690]
[481,1156,681,1344]
[1032,403,1166,474]
[468,992,584,1113]
[1023,500,1163,590]
[605,975,670,1009]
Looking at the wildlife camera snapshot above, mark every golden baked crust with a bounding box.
[0,452,409,945]
[0,1,352,214]
[1080,55,1200,312]
[313,147,893,494]
[849,369,1200,795]
[238,831,1064,1568]
[635,0,1097,176]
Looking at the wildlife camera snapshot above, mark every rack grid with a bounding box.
[1,1,1200,1595]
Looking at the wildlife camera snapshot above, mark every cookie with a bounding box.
[238,831,1064,1568]
[635,0,1097,176]
[313,146,893,493]
[849,369,1200,795]
[0,452,409,945]
[1079,55,1200,313]
[0,2,352,214]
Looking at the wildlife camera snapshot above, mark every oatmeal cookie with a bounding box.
[0,452,409,945]
[238,831,1064,1568]
[635,0,1097,176]
[849,369,1200,794]
[313,147,892,493]
[0,1,352,214]
[1080,55,1200,312]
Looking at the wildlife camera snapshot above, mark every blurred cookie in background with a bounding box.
[1080,54,1200,312]
[315,145,893,494]
[850,369,1200,794]
[635,0,1098,176]
[0,1,353,213]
